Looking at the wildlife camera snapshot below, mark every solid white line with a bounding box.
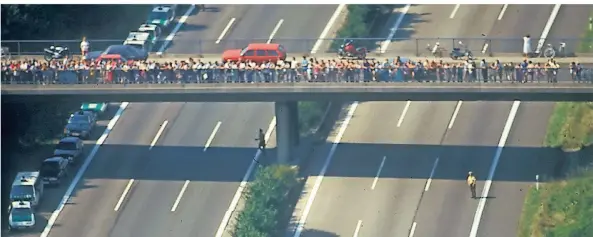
[203,121,222,152]
[448,100,463,129]
[353,220,363,237]
[157,5,196,54]
[149,120,168,150]
[469,100,521,237]
[409,222,417,237]
[214,117,277,237]
[171,180,190,212]
[397,100,411,127]
[216,18,236,44]
[293,102,359,237]
[267,19,284,44]
[424,157,440,191]
[450,4,461,19]
[114,179,134,211]
[371,156,387,190]
[497,4,508,20]
[40,102,129,237]
[535,4,561,54]
[380,4,411,54]
[311,4,346,54]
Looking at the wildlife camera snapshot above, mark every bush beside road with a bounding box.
[518,102,593,237]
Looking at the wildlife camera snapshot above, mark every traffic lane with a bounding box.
[386,4,503,56]
[167,102,274,237]
[300,101,454,237]
[107,102,241,237]
[43,103,177,237]
[271,5,339,53]
[166,5,249,54]
[545,5,593,54]
[486,5,554,54]
[411,101,513,237]
[353,101,458,237]
[477,102,558,237]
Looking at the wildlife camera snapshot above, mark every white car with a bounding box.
[8,201,35,231]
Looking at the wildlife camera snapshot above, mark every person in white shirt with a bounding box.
[523,34,531,57]
[80,36,90,59]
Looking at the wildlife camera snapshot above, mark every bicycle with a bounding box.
[541,42,566,58]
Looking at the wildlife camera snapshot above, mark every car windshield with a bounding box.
[10,185,34,201]
[40,161,60,177]
[240,47,249,56]
[149,12,167,20]
[11,208,33,222]
[56,141,77,150]
[69,115,88,124]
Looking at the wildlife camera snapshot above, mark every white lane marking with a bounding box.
[216,18,236,44]
[311,4,346,54]
[214,117,277,237]
[424,157,440,191]
[409,222,417,237]
[380,4,411,54]
[293,102,359,237]
[353,220,363,237]
[469,100,521,237]
[203,121,222,152]
[114,179,134,211]
[448,100,463,129]
[267,19,284,44]
[149,120,169,150]
[397,100,411,127]
[371,156,387,190]
[157,5,196,54]
[535,4,561,54]
[497,4,508,20]
[171,180,190,212]
[450,4,461,19]
[40,102,129,237]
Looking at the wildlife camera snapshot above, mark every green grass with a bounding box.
[298,102,327,135]
[517,168,593,237]
[543,102,593,150]
[578,11,593,53]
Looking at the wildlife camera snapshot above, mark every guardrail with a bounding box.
[2,67,591,85]
[1,37,591,56]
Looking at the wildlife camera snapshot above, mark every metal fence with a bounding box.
[2,67,592,85]
[1,37,591,56]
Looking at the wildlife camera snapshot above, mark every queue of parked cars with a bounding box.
[7,102,109,231]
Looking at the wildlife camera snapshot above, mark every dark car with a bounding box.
[64,111,95,139]
[86,45,148,61]
[40,157,69,186]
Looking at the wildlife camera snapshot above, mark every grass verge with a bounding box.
[298,101,328,135]
[578,11,593,53]
[518,102,593,236]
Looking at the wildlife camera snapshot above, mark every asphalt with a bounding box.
[13,4,341,237]
[292,4,593,237]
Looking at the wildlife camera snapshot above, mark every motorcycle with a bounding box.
[337,40,367,59]
[44,46,71,62]
[450,41,474,60]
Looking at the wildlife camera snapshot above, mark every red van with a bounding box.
[222,43,287,63]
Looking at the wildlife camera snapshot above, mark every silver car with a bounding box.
[53,137,83,165]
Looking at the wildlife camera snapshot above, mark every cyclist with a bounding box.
[467,171,477,199]
[256,128,266,150]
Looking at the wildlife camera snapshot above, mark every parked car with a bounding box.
[64,111,95,139]
[147,6,176,28]
[124,31,154,52]
[7,201,36,231]
[86,45,149,62]
[80,102,108,115]
[40,157,69,186]
[137,24,161,44]
[222,43,287,63]
[53,137,84,165]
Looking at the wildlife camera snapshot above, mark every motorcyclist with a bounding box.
[467,171,477,199]
[49,46,67,57]
[256,128,266,150]
[343,39,355,54]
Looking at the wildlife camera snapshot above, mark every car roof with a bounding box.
[138,24,158,31]
[44,157,65,163]
[59,137,80,143]
[152,6,170,12]
[247,43,282,50]
[12,172,40,186]
[11,201,32,209]
[124,39,146,46]
[127,32,150,41]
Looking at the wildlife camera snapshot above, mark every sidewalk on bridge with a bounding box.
[8,53,593,64]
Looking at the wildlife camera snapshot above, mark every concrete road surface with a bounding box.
[292,4,592,237]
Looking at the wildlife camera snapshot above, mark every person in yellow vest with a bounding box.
[467,171,477,198]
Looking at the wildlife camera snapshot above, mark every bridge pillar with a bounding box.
[275,101,299,164]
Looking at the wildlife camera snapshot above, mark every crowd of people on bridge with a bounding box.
[1,56,590,84]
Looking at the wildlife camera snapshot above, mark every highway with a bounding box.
[292,4,593,237]
[17,4,342,237]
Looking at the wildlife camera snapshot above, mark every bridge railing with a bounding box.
[1,37,591,56]
[2,67,592,85]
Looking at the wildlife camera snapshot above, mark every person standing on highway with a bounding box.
[467,171,477,199]
[523,34,532,57]
[80,36,89,59]
[256,128,266,150]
